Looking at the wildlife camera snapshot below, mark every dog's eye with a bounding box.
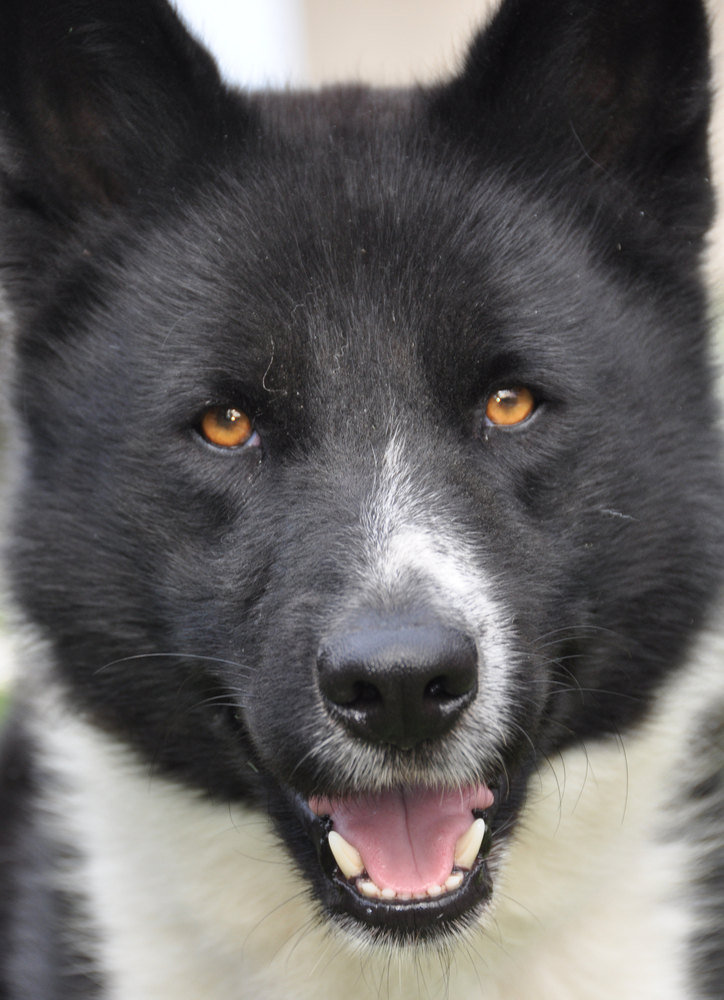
[200,407,256,448]
[485,387,535,426]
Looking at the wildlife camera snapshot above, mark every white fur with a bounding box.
[26,626,724,1000]
[358,433,520,756]
[296,431,522,793]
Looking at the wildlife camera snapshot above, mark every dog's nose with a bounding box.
[317,619,478,749]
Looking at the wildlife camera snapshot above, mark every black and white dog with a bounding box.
[1,0,724,996]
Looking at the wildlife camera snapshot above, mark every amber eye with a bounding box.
[200,407,254,448]
[485,387,535,426]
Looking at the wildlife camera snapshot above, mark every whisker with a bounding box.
[93,651,253,676]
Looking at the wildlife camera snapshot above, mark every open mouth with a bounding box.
[293,783,500,937]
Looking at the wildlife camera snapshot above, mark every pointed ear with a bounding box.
[432,0,713,242]
[0,0,249,216]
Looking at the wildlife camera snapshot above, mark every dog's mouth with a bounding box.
[292,783,500,937]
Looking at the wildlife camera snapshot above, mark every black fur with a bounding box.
[0,0,723,994]
[0,719,101,998]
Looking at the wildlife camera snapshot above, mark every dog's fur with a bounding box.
[1,0,724,997]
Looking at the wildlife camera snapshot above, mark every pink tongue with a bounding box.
[310,786,492,894]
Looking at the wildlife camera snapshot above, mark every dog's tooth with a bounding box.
[381,887,396,900]
[445,872,464,891]
[427,884,443,897]
[328,830,364,879]
[454,818,486,870]
[357,879,381,898]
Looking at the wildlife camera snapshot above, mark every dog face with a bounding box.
[2,0,723,949]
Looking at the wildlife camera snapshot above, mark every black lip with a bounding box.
[291,786,503,941]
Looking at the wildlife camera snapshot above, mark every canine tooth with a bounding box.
[398,893,411,900]
[413,891,428,899]
[358,880,381,898]
[445,873,464,891]
[427,884,443,897]
[381,887,396,899]
[454,818,486,870]
[328,831,364,879]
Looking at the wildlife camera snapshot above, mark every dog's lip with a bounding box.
[291,785,502,932]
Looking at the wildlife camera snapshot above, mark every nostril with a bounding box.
[316,655,382,708]
[352,681,382,706]
[425,675,460,700]
[425,656,477,702]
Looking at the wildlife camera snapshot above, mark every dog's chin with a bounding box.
[285,781,505,946]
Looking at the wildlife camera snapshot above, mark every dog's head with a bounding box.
[1,0,722,948]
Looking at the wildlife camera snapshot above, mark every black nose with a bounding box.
[317,617,478,749]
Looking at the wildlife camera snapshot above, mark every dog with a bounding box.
[1,0,724,996]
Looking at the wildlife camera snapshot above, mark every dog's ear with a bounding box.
[432,0,712,242]
[0,0,247,217]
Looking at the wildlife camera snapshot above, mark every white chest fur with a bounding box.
[30,635,724,1000]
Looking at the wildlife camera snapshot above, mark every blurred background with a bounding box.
[2,0,724,698]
